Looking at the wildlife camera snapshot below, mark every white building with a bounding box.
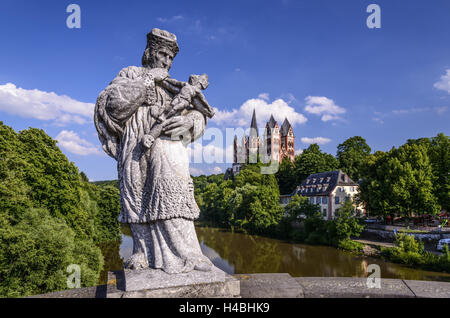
[280,170,365,220]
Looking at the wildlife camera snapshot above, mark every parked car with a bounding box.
[436,238,450,251]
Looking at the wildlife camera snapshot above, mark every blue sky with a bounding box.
[0,0,449,180]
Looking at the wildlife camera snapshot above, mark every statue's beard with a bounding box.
[149,60,171,71]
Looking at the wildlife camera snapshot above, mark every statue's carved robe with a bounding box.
[97,66,205,223]
[95,66,212,273]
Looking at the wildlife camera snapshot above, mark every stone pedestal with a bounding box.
[106,267,240,298]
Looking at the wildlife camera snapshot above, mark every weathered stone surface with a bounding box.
[295,277,415,298]
[235,273,304,298]
[124,267,227,291]
[106,268,240,298]
[28,275,450,298]
[94,28,215,275]
[403,280,450,298]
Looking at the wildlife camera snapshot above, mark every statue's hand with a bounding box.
[142,135,155,149]
[162,116,194,142]
[146,68,169,82]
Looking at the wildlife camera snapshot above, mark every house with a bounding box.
[280,170,365,220]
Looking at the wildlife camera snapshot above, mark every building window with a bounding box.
[335,197,340,204]
[323,208,327,216]
[323,197,328,204]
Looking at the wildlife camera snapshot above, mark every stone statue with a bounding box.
[143,74,215,149]
[94,28,215,274]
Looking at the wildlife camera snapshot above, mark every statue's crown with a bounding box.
[146,28,179,55]
[148,28,177,42]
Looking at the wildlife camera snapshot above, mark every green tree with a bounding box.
[429,133,450,212]
[293,144,339,185]
[91,185,121,242]
[0,122,119,297]
[337,136,371,181]
[284,194,320,220]
[0,208,103,297]
[276,157,297,194]
[408,133,450,211]
[332,200,365,243]
[358,143,439,218]
[198,163,283,234]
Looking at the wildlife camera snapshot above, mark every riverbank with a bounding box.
[351,233,450,275]
[361,224,450,245]
[30,273,450,298]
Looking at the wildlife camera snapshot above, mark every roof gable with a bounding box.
[292,170,358,196]
[280,118,292,136]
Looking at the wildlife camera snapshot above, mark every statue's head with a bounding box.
[142,28,179,70]
[189,74,209,90]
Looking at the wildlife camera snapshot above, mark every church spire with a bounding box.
[250,108,258,137]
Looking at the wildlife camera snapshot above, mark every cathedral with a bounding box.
[230,109,295,176]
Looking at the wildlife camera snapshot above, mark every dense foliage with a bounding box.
[381,234,450,272]
[406,133,450,212]
[336,136,371,182]
[273,195,365,248]
[0,122,120,297]
[196,163,283,234]
[276,144,339,194]
[358,141,442,218]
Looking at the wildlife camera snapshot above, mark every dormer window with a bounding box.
[312,178,316,183]
[306,179,310,184]
[319,178,324,183]
[326,177,331,182]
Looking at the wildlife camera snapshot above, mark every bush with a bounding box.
[338,239,364,253]
[380,234,450,272]
[334,200,365,241]
[0,123,118,297]
[0,209,103,297]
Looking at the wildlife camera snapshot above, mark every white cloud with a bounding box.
[372,117,384,124]
[304,96,346,122]
[434,69,450,94]
[156,15,184,23]
[436,106,448,115]
[258,93,270,101]
[373,106,448,124]
[0,83,94,125]
[212,94,307,129]
[295,149,303,156]
[189,167,205,176]
[55,130,102,156]
[301,137,331,145]
[189,165,224,176]
[392,107,431,115]
[188,141,234,164]
[212,166,223,174]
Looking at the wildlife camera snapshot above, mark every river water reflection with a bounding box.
[99,225,450,284]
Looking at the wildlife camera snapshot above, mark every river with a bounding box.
[98,225,450,284]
